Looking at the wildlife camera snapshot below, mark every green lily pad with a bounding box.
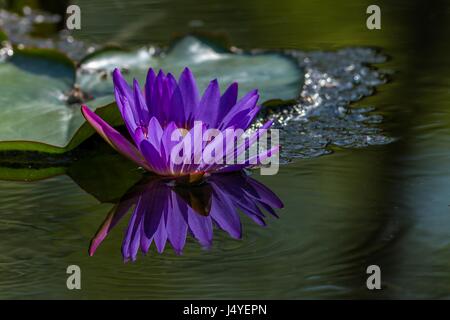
[80,36,302,103]
[0,47,77,152]
[0,36,303,154]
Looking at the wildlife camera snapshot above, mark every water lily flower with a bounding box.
[89,171,283,261]
[81,67,278,178]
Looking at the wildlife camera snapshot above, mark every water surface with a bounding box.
[0,0,449,299]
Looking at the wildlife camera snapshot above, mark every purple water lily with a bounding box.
[89,172,283,261]
[81,67,278,178]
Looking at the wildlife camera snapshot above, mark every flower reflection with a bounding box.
[90,171,283,261]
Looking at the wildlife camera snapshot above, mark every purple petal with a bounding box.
[209,188,242,239]
[148,117,164,149]
[153,210,168,253]
[197,79,220,127]
[114,87,137,135]
[219,91,260,130]
[167,193,188,254]
[182,121,207,174]
[161,122,182,173]
[89,199,134,256]
[201,129,237,172]
[150,70,166,122]
[140,226,152,254]
[245,178,284,209]
[144,68,156,114]
[113,68,143,130]
[232,120,273,161]
[218,82,238,123]
[132,78,150,126]
[178,67,200,125]
[112,68,133,101]
[170,84,186,127]
[218,145,280,173]
[258,201,279,218]
[81,105,151,171]
[140,140,167,175]
[122,201,144,261]
[186,208,213,248]
[134,116,163,150]
[142,186,167,239]
[166,73,178,97]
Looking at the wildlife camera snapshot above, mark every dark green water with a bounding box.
[1,0,450,299]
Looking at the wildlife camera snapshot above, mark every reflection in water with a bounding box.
[90,171,283,261]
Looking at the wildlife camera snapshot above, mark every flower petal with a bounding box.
[89,198,135,256]
[186,208,213,248]
[170,84,186,127]
[112,68,143,129]
[81,105,151,171]
[132,78,150,126]
[245,178,284,209]
[216,145,279,173]
[140,140,166,175]
[232,120,273,161]
[115,87,137,134]
[142,186,167,239]
[153,210,168,253]
[178,67,200,125]
[218,82,238,122]
[144,68,156,114]
[219,89,259,130]
[197,79,220,128]
[167,192,188,254]
[149,70,166,123]
[209,188,242,239]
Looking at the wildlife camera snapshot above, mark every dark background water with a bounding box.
[0,0,449,299]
